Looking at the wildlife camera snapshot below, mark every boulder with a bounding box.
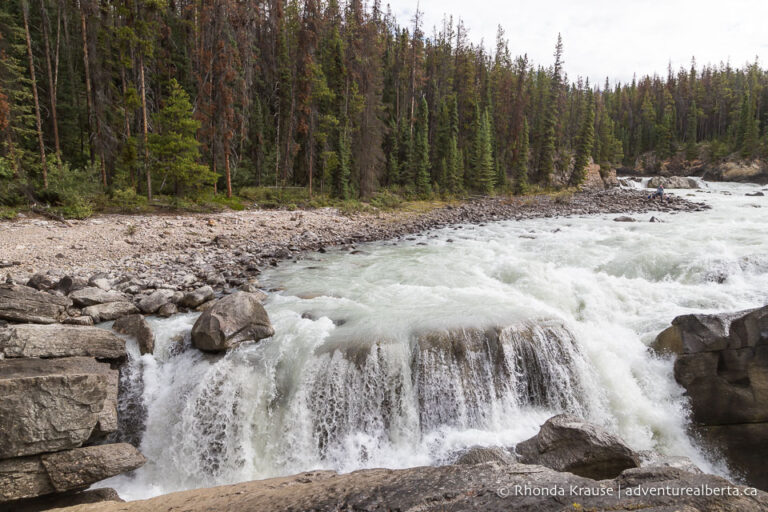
[191,291,274,352]
[27,272,57,291]
[454,446,516,466]
[613,216,636,222]
[88,276,112,291]
[157,302,178,317]
[515,414,640,480]
[0,284,72,324]
[82,301,139,323]
[0,357,118,458]
[11,488,123,512]
[0,444,144,503]
[56,276,89,295]
[113,314,155,355]
[746,191,765,197]
[138,289,176,314]
[0,323,125,359]
[47,459,768,512]
[647,176,700,189]
[652,305,768,489]
[69,287,130,308]
[180,285,215,308]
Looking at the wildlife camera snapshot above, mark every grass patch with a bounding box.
[0,207,17,220]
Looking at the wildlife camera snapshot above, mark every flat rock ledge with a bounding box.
[56,461,767,512]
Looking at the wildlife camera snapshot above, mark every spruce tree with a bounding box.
[333,126,352,199]
[474,109,495,194]
[513,117,530,194]
[685,100,698,161]
[570,91,595,186]
[147,79,215,196]
[413,97,431,196]
[538,34,563,187]
[447,134,462,194]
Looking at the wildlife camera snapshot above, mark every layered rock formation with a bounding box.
[654,305,768,490]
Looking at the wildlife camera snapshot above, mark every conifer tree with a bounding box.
[538,34,563,186]
[148,80,215,196]
[571,91,595,186]
[474,108,495,194]
[513,117,530,194]
[413,97,430,196]
[685,100,698,161]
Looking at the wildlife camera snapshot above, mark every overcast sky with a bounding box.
[386,0,768,86]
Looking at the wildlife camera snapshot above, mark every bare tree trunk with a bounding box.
[139,53,151,200]
[23,1,48,188]
[224,143,232,198]
[80,9,95,167]
[39,0,61,170]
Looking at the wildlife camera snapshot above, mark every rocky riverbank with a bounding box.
[53,415,768,511]
[1,189,708,299]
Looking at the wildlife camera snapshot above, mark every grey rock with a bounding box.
[138,289,176,314]
[516,414,640,480]
[27,272,57,290]
[191,291,274,352]
[180,285,215,308]
[157,302,178,317]
[56,275,89,295]
[0,323,125,359]
[62,316,95,326]
[0,357,118,458]
[69,287,130,307]
[83,301,139,323]
[454,446,516,466]
[0,284,72,324]
[9,487,123,511]
[88,276,112,291]
[0,444,144,503]
[648,176,700,189]
[613,216,636,222]
[113,314,155,355]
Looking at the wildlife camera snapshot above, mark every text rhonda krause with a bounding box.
[498,484,759,498]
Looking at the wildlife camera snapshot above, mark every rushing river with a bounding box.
[105,181,768,500]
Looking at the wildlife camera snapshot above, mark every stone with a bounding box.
[191,291,274,352]
[746,191,765,197]
[83,301,139,323]
[62,316,95,326]
[0,357,118,458]
[51,459,768,512]
[0,323,125,359]
[515,414,640,480]
[138,289,176,314]
[113,314,155,355]
[613,216,636,222]
[647,176,700,189]
[10,488,123,511]
[180,285,215,308]
[0,444,144,503]
[157,302,178,317]
[69,287,130,307]
[26,272,57,290]
[56,276,89,295]
[454,446,516,466]
[88,276,112,291]
[0,284,72,324]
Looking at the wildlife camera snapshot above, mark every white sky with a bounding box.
[386,0,768,86]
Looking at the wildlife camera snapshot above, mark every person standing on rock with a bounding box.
[649,185,665,201]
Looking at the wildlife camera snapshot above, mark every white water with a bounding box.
[105,181,768,500]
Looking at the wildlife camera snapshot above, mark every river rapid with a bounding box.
[105,181,768,500]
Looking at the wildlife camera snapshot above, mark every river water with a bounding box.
[105,181,768,500]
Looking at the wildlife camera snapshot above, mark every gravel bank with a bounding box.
[0,189,708,291]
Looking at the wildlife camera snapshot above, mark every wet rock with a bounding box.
[0,284,72,324]
[516,414,640,480]
[69,287,130,307]
[0,357,118,458]
[83,301,139,323]
[613,216,636,222]
[647,176,700,189]
[746,191,765,197]
[0,323,125,359]
[138,289,176,314]
[0,444,144,503]
[9,487,123,511]
[113,314,155,355]
[180,285,215,308]
[157,302,178,317]
[653,305,768,489]
[191,291,274,352]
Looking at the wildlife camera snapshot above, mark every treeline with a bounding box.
[1,0,768,210]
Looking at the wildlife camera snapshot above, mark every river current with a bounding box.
[105,181,768,500]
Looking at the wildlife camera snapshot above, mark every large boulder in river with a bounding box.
[0,357,118,458]
[113,314,155,355]
[0,284,72,324]
[647,176,700,189]
[191,292,274,352]
[653,305,768,490]
[515,414,640,480]
[0,323,125,359]
[0,443,145,503]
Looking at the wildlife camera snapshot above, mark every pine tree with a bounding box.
[412,96,430,196]
[148,79,215,196]
[513,117,530,194]
[685,100,698,161]
[737,94,759,158]
[474,108,495,194]
[570,91,595,186]
[538,34,563,186]
[332,125,351,199]
[446,133,462,194]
